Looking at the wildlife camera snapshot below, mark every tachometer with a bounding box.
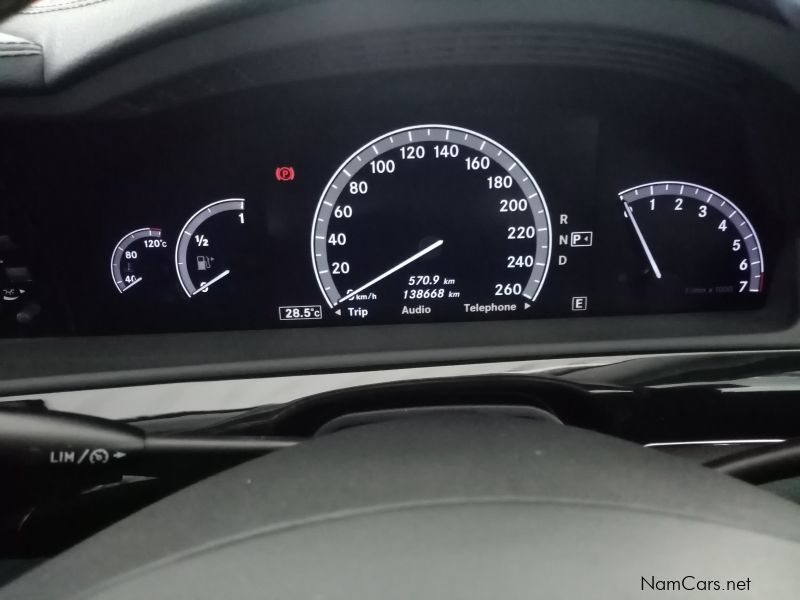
[312,125,551,321]
[619,181,764,299]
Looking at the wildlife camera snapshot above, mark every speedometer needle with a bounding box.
[624,202,662,280]
[193,269,231,295]
[336,240,443,305]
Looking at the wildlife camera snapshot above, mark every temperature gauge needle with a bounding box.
[122,276,143,292]
[193,269,230,295]
[624,202,662,280]
[336,239,443,305]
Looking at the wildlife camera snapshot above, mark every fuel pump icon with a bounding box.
[196,256,214,271]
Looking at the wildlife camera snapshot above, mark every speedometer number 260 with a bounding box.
[311,125,552,322]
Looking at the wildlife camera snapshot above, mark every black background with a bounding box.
[0,66,780,335]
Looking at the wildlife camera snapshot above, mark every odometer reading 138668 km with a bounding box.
[311,125,552,322]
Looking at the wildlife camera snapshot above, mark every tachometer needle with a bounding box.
[193,269,231,295]
[623,202,662,280]
[336,239,443,305]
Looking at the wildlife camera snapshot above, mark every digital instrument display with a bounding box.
[0,68,778,335]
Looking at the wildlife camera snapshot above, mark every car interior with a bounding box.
[1,0,800,597]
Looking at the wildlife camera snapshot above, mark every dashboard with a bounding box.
[4,3,800,592]
[0,0,797,392]
[0,67,789,336]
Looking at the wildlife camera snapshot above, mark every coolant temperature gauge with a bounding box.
[110,228,169,293]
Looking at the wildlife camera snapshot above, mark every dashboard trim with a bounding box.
[645,440,785,448]
[3,349,800,421]
[2,0,800,116]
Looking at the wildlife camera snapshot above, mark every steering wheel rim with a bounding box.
[3,415,800,599]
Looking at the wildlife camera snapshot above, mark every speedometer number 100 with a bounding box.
[311,125,552,321]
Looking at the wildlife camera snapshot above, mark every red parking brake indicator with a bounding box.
[275,166,295,182]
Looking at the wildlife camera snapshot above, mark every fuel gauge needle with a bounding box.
[624,202,662,279]
[193,269,230,295]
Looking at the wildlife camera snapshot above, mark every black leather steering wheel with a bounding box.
[3,416,800,599]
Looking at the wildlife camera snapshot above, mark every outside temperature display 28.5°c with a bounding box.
[311,125,553,322]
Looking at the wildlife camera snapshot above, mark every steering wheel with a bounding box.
[3,415,800,599]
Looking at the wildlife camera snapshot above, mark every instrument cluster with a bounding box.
[0,67,784,336]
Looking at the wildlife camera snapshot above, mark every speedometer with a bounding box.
[311,125,552,322]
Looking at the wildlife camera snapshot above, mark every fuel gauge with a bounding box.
[110,228,169,293]
[175,198,246,297]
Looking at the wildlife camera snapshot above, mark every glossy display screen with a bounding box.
[0,68,778,335]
